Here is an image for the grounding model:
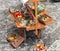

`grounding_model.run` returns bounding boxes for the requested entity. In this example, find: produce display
[7,0,55,48]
